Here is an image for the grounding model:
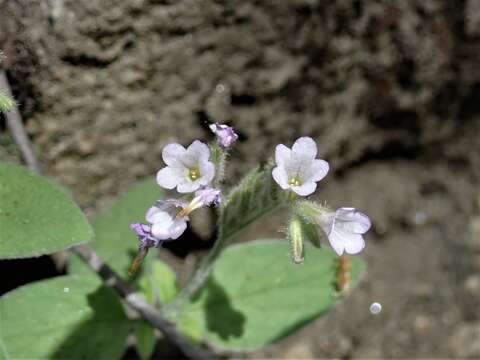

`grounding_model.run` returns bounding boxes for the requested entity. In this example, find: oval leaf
[0,276,129,359]
[0,163,93,259]
[184,240,365,350]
